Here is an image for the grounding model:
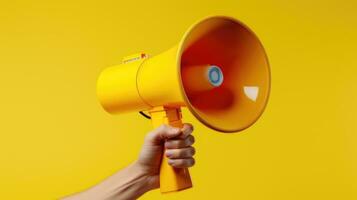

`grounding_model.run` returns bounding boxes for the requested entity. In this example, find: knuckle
[185,123,193,130]
[169,141,177,148]
[181,124,192,135]
[190,147,196,156]
[145,132,154,141]
[184,149,191,157]
[189,125,194,133]
[180,159,187,166]
[173,158,195,168]
[190,158,195,166]
[164,141,171,148]
[183,149,191,157]
[175,141,182,148]
[188,135,194,145]
[175,147,195,158]
[179,140,187,147]
[167,139,189,149]
[186,123,194,132]
[178,149,186,157]
[182,148,192,157]
[158,124,169,132]
[184,158,194,166]
[185,137,192,146]
[172,140,180,148]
